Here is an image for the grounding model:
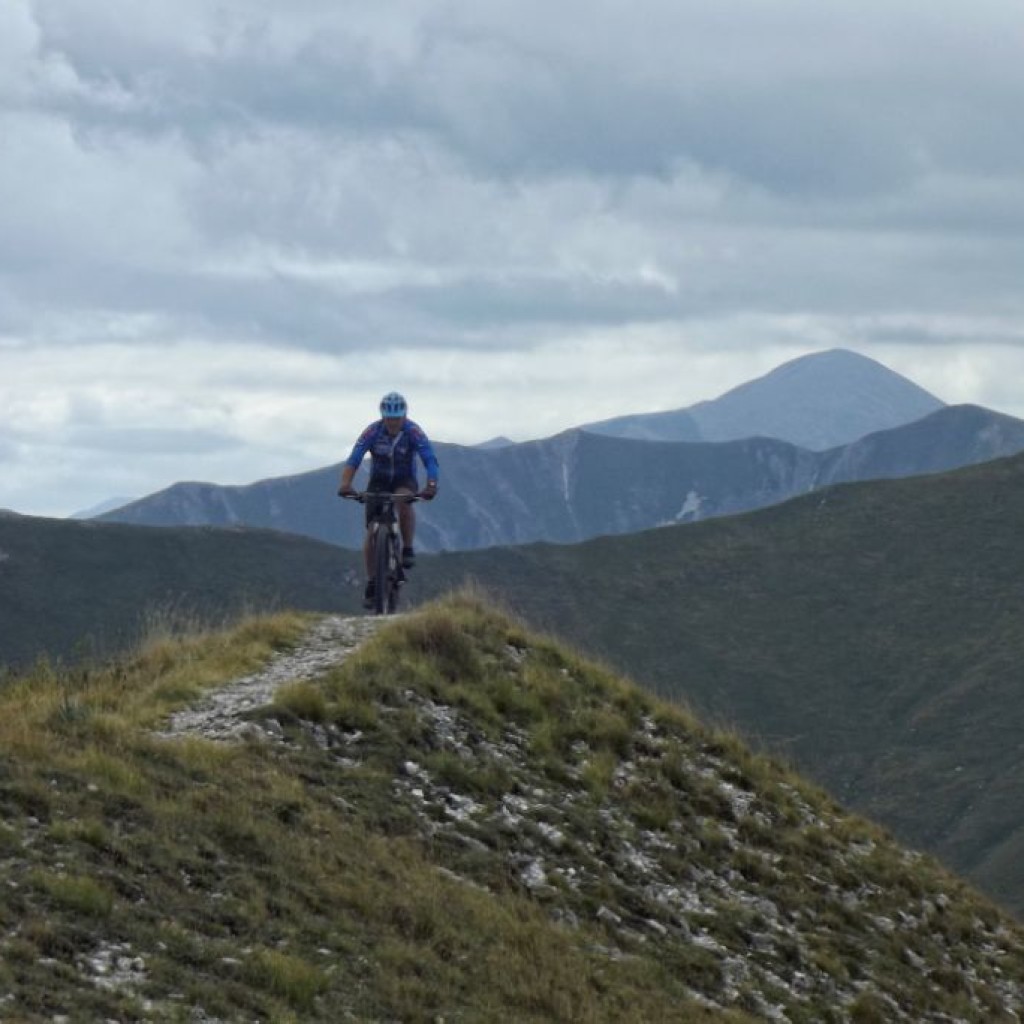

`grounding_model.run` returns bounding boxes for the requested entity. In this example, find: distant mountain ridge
[69,496,137,519]
[584,348,944,449]
[98,404,1024,552]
